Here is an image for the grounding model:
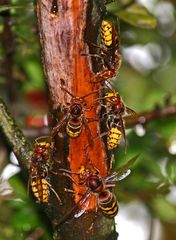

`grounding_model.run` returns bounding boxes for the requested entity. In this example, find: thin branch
[126,104,176,126]
[21,103,176,138]
[0,98,32,168]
